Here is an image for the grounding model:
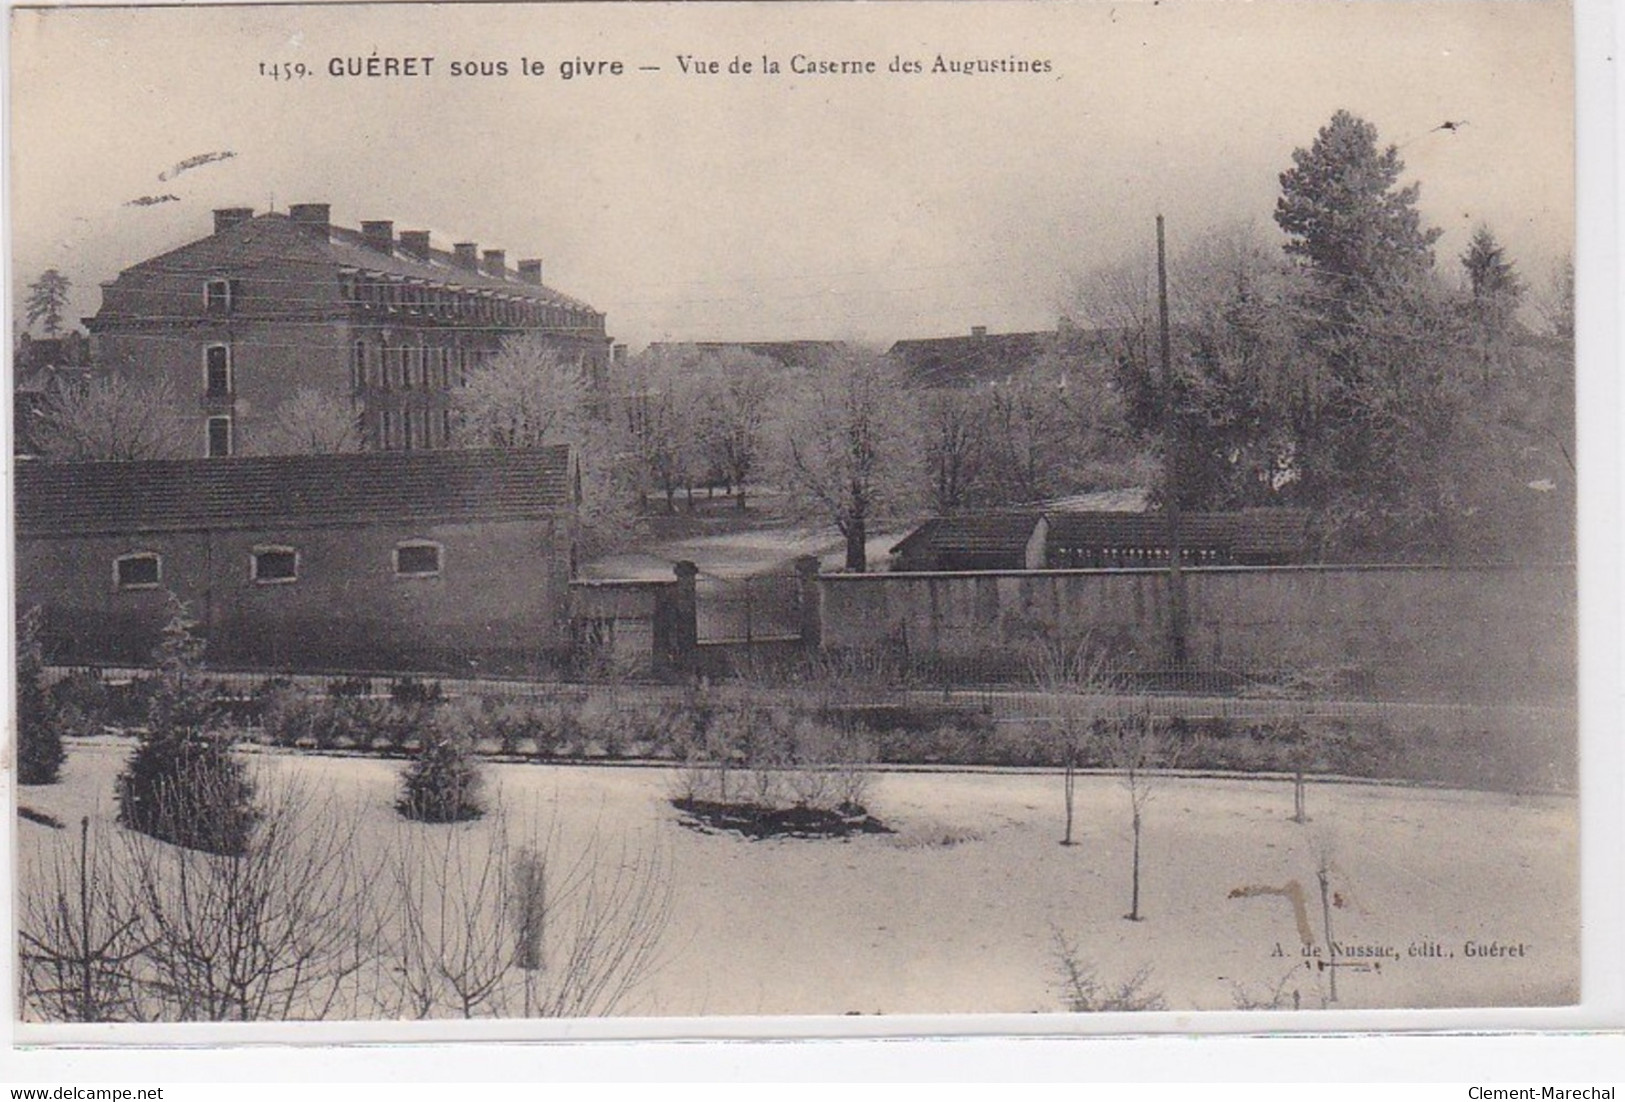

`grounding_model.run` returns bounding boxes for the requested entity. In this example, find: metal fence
[694,570,804,643]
